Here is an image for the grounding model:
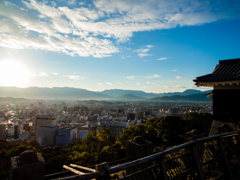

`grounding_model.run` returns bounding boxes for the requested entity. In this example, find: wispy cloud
[106,82,113,85]
[64,75,84,80]
[134,45,154,58]
[176,76,184,79]
[38,72,48,77]
[146,74,160,78]
[143,60,151,62]
[126,76,134,79]
[157,57,168,60]
[0,0,238,58]
[98,83,103,85]
[173,69,178,71]
[136,82,141,85]
[175,85,185,88]
[52,73,58,75]
[147,82,159,85]
[68,0,76,5]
